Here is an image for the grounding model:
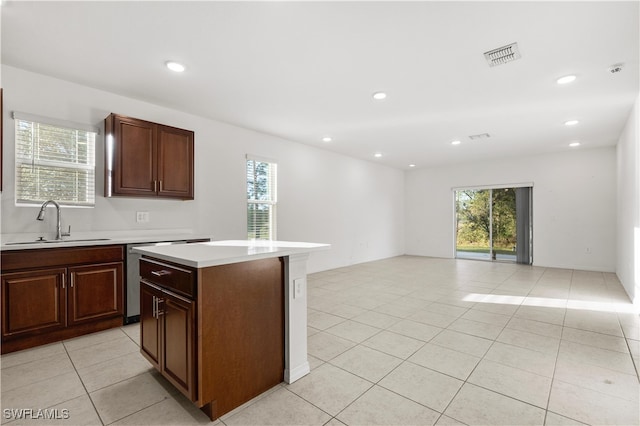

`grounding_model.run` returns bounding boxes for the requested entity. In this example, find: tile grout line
[281,376,376,424]
[61,340,106,426]
[306,278,458,425]
[436,266,560,424]
[546,267,638,424]
[434,279,521,425]
[1,346,103,425]
[313,265,568,424]
[541,271,570,426]
[620,318,640,382]
[359,269,519,424]
[64,327,165,426]
[287,316,381,424]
